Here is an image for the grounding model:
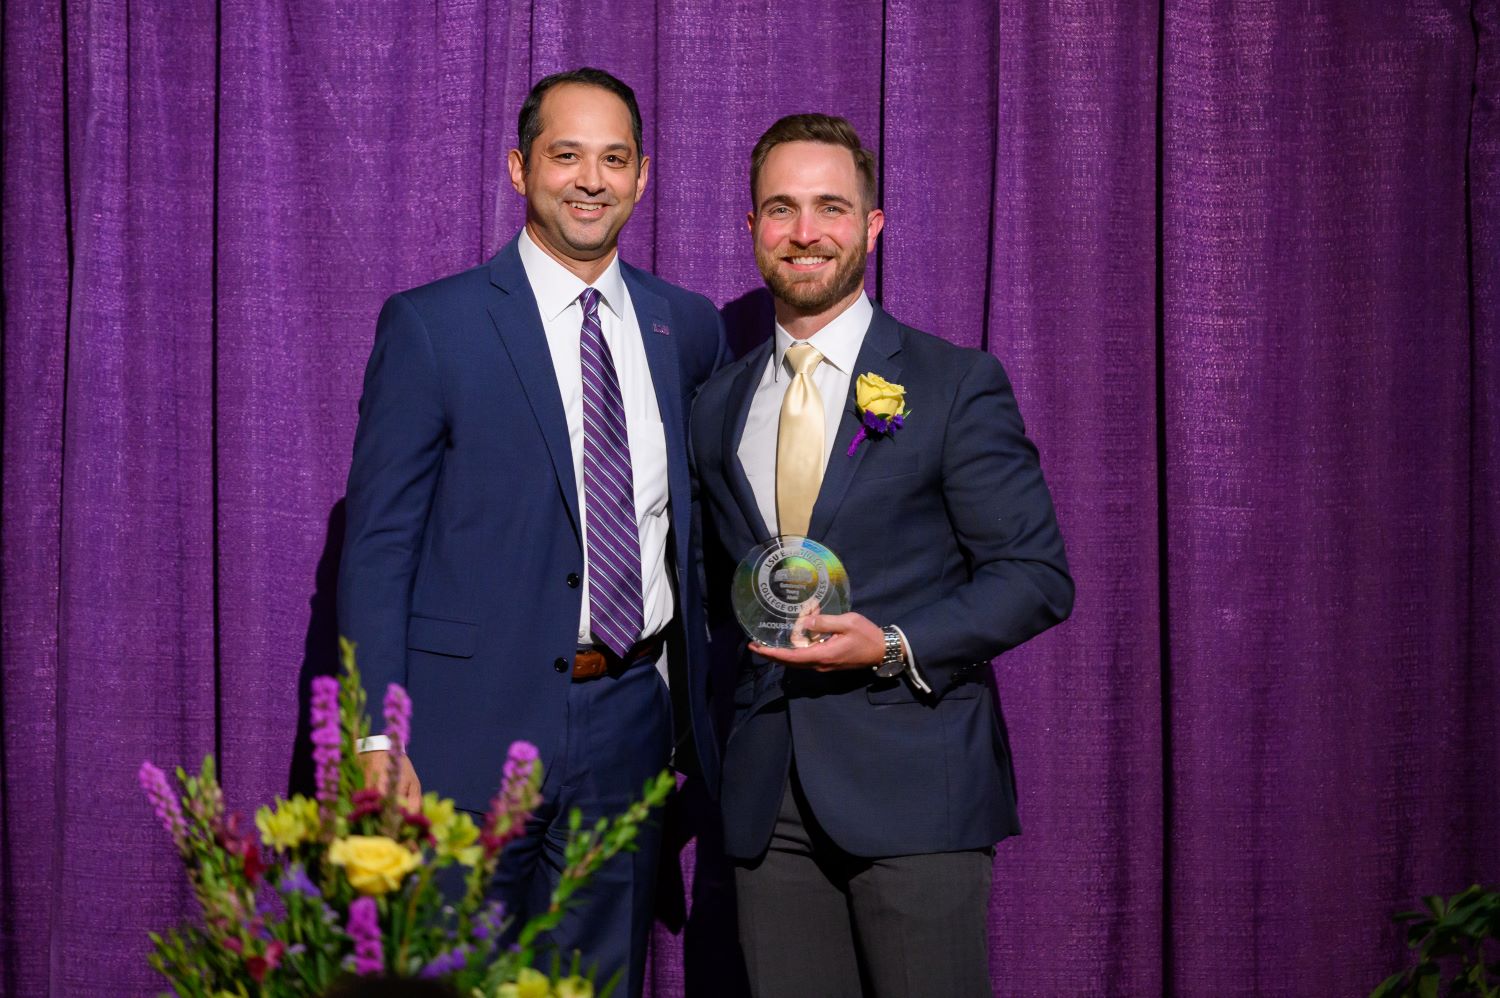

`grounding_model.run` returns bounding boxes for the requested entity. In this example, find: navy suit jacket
[338,236,728,812]
[691,305,1073,859]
